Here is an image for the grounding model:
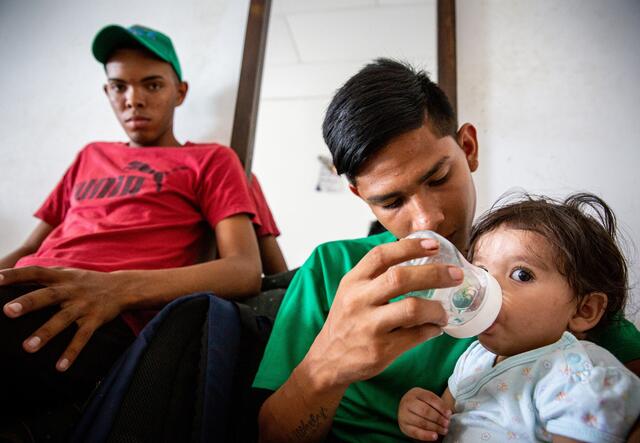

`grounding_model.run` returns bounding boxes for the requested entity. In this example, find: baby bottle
[399,230,502,338]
